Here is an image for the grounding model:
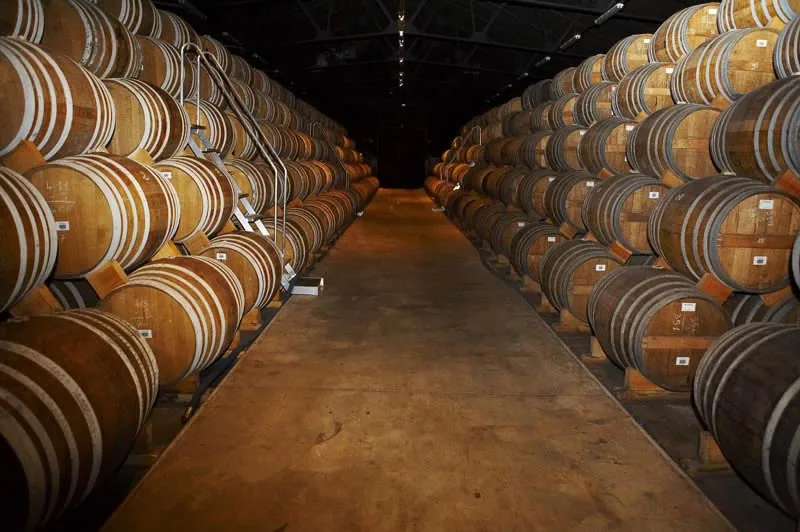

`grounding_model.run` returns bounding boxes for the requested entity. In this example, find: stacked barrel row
[0,2,380,530]
[429,0,800,520]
